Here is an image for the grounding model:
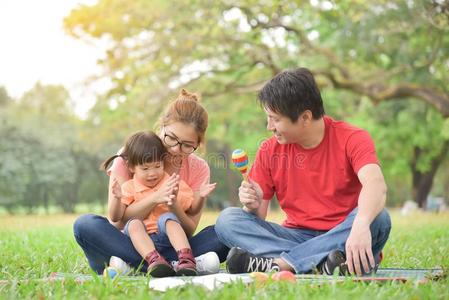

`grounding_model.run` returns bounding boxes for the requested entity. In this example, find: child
[102,131,215,277]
